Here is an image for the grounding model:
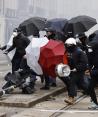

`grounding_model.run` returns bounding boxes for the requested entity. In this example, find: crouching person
[1,71,36,95]
[1,58,36,96]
